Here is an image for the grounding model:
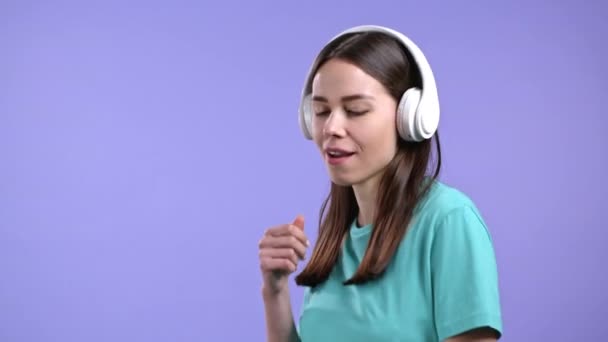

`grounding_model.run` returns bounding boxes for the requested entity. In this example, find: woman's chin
[328,174,356,187]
